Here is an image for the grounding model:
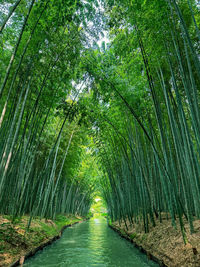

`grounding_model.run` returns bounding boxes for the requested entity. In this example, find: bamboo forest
[0,0,200,266]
